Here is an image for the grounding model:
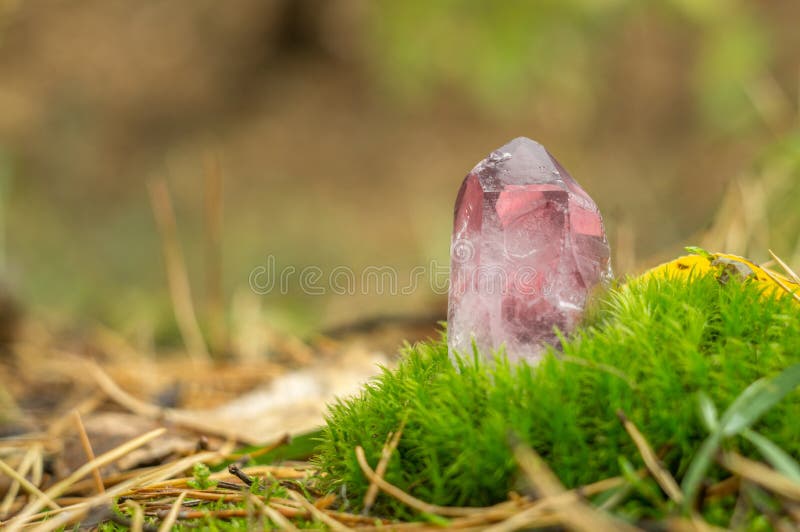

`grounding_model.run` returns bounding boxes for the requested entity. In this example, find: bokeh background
[0,0,799,351]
